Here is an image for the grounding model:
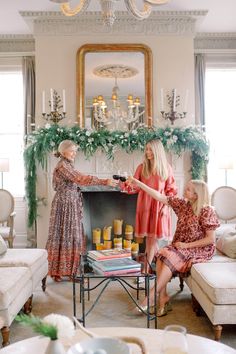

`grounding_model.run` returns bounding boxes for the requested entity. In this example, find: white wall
[34,32,195,248]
